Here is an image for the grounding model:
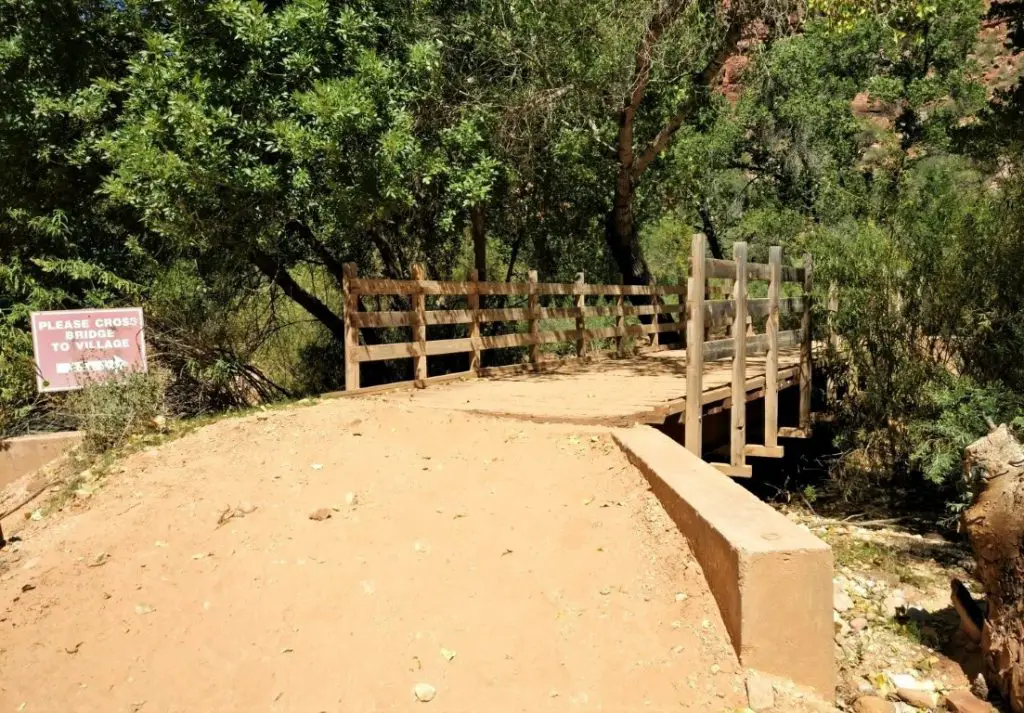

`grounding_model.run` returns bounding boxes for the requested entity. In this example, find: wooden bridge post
[469,268,481,373]
[342,263,360,391]
[827,281,838,403]
[575,271,586,358]
[650,277,660,348]
[799,253,814,430]
[615,278,625,357]
[730,242,749,472]
[528,270,539,365]
[764,246,782,452]
[411,264,427,384]
[685,233,706,456]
